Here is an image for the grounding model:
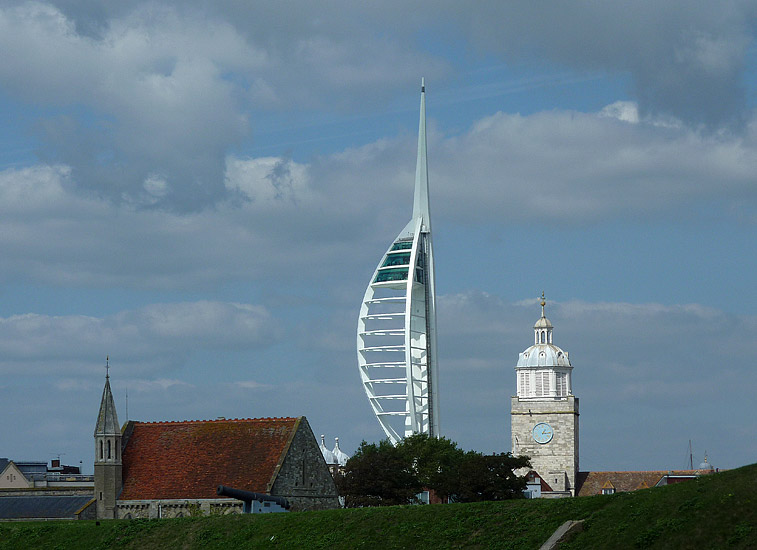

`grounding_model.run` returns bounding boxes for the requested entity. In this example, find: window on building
[519,371,530,396]
[99,440,103,460]
[534,371,550,396]
[107,440,111,460]
[556,373,567,396]
[602,487,616,495]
